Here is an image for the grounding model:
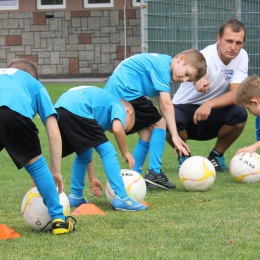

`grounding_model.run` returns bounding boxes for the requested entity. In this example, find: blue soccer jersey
[104,53,172,101]
[0,68,57,124]
[55,86,126,131]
